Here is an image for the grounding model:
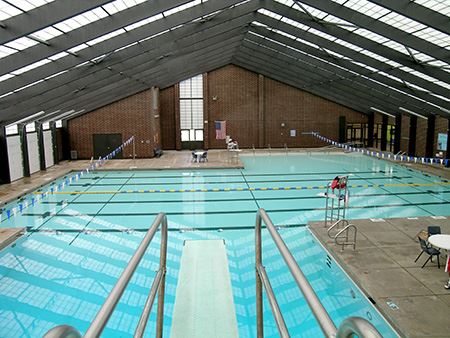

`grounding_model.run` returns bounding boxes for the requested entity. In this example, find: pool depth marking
[40,181,450,195]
